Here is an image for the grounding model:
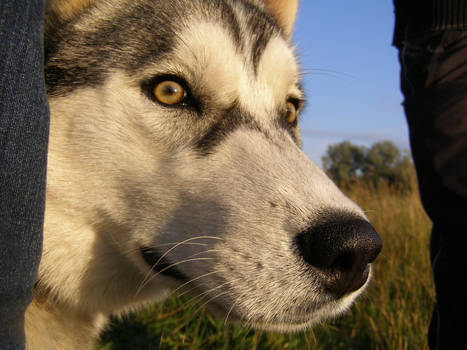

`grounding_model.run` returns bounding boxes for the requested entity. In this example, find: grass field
[96,177,434,350]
